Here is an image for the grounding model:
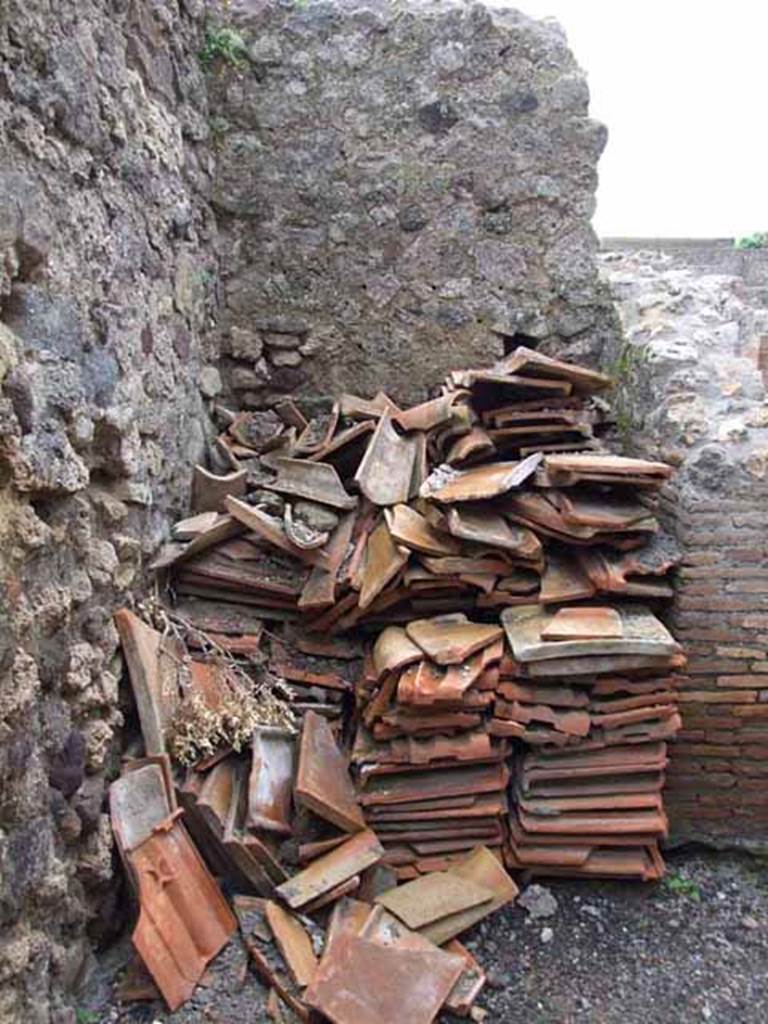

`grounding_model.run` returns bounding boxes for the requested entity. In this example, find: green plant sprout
[663,871,702,902]
[199,24,249,71]
[734,232,768,250]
